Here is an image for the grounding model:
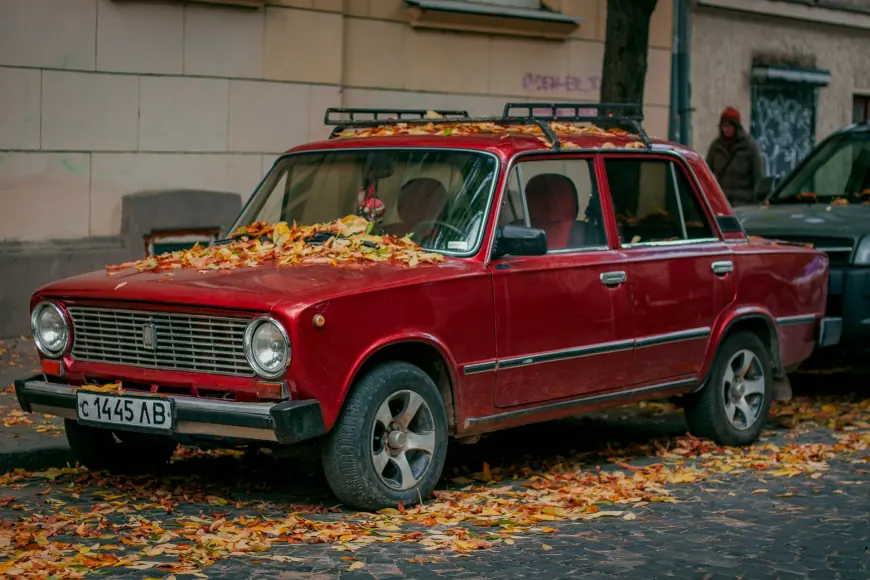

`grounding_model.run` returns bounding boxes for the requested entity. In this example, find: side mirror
[492,225,548,258]
[755,176,775,198]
